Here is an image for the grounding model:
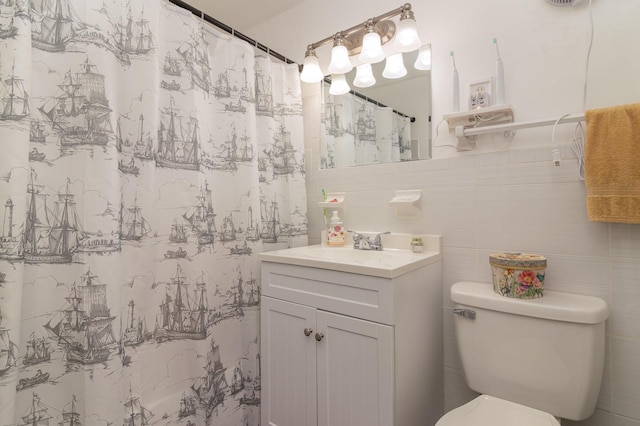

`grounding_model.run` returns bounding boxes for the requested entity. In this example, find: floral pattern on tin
[492,265,545,299]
